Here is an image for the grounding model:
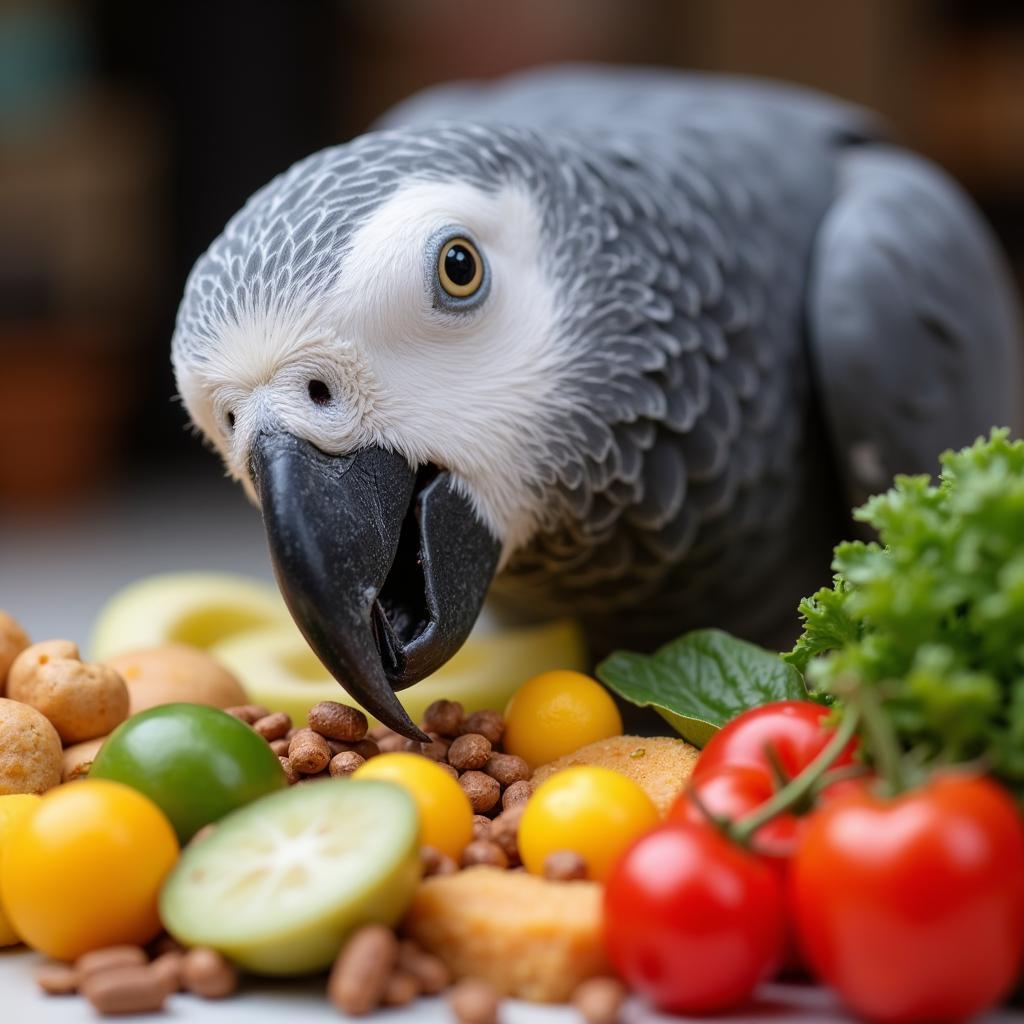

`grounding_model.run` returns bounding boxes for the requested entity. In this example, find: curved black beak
[250,433,501,739]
